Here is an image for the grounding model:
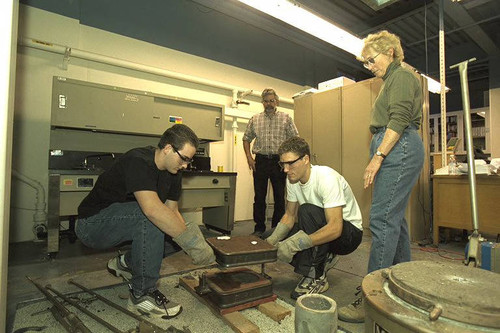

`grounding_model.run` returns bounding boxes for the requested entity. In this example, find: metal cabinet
[51,76,224,141]
[294,80,380,229]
